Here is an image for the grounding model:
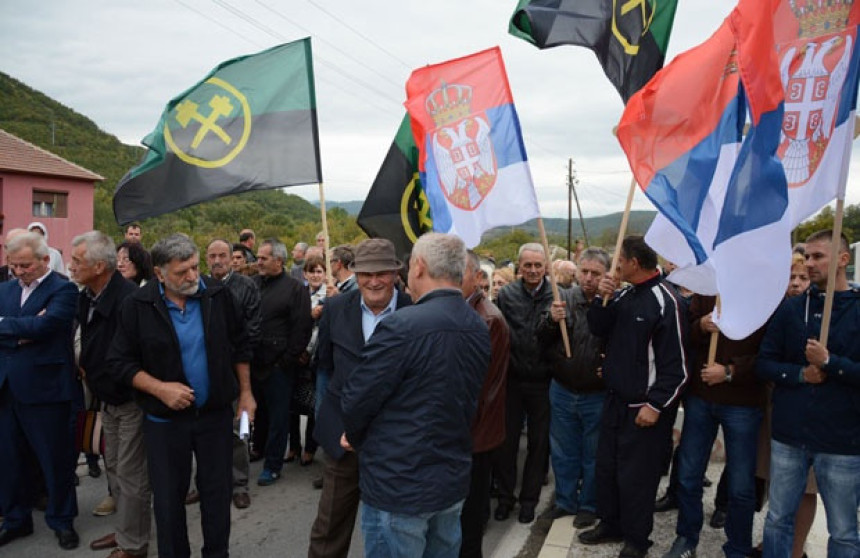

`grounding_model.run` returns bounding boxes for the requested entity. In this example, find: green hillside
[0,71,363,250]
